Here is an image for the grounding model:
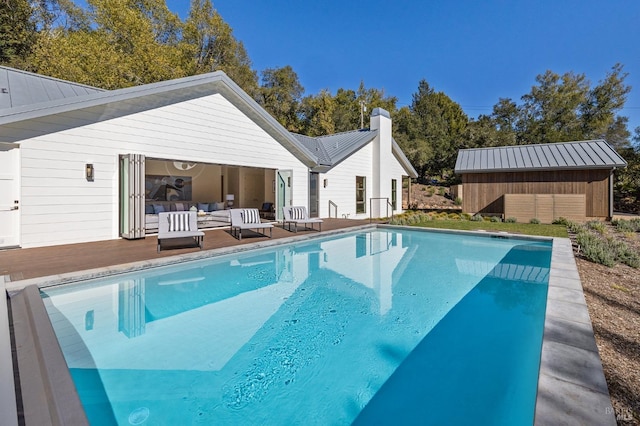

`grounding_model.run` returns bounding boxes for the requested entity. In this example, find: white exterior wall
[319,144,373,220]
[318,131,409,219]
[370,110,399,218]
[10,93,308,248]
